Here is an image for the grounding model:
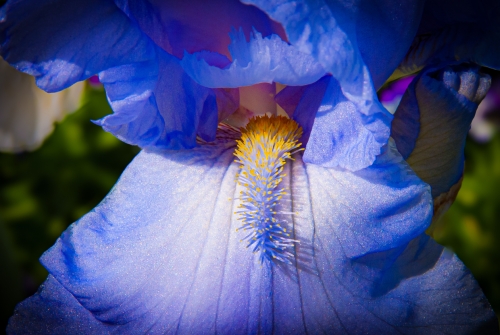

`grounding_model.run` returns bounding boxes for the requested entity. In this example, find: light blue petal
[392,65,491,197]
[275,75,392,171]
[94,47,219,149]
[304,140,432,257]
[294,154,496,332]
[0,0,155,92]
[394,0,500,78]
[10,139,496,333]
[242,0,424,88]
[292,76,391,171]
[243,0,424,170]
[7,275,114,335]
[44,142,258,332]
[15,136,497,333]
[181,29,327,87]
